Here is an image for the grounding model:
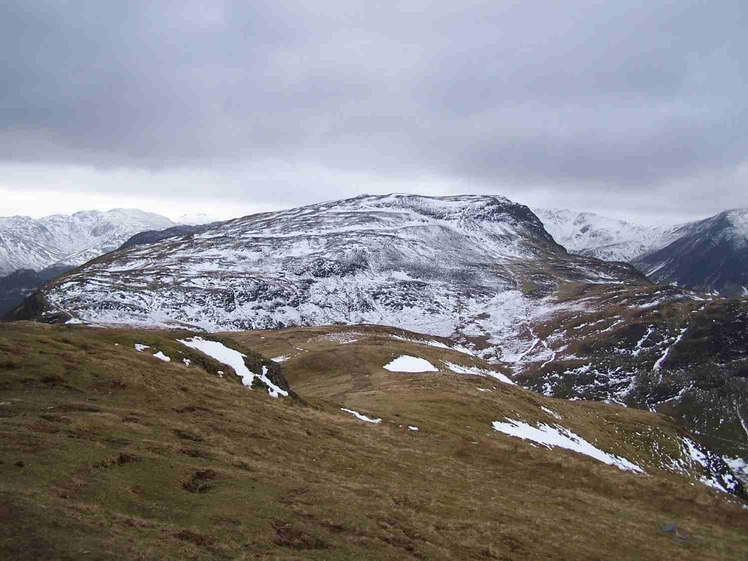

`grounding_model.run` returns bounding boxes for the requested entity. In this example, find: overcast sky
[1,1,746,224]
